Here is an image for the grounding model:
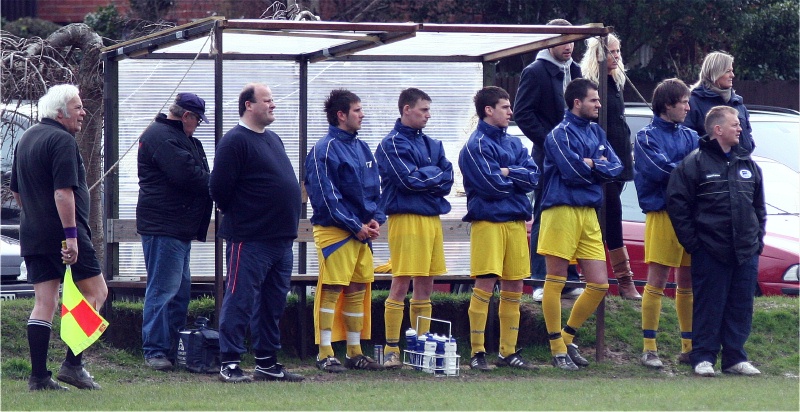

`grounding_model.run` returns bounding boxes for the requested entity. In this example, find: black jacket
[513,55,582,167]
[136,114,213,241]
[604,76,633,182]
[666,136,766,265]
